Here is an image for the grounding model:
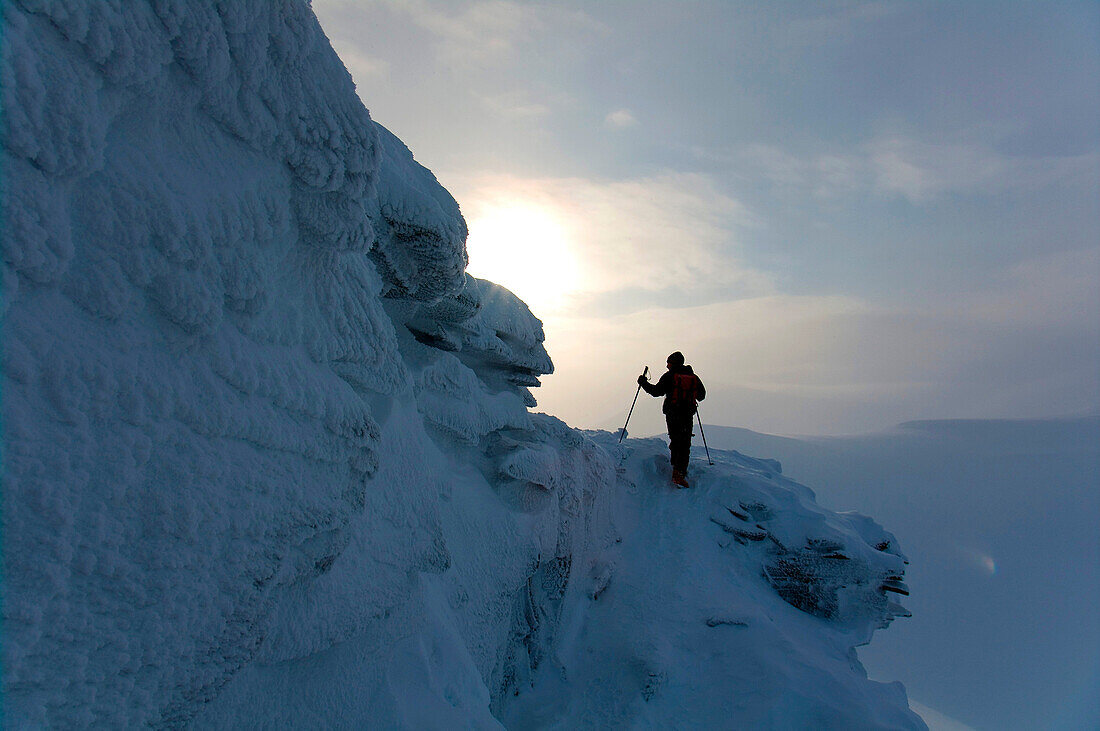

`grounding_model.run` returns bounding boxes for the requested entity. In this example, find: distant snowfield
[3,1,925,727]
[699,417,1100,730]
